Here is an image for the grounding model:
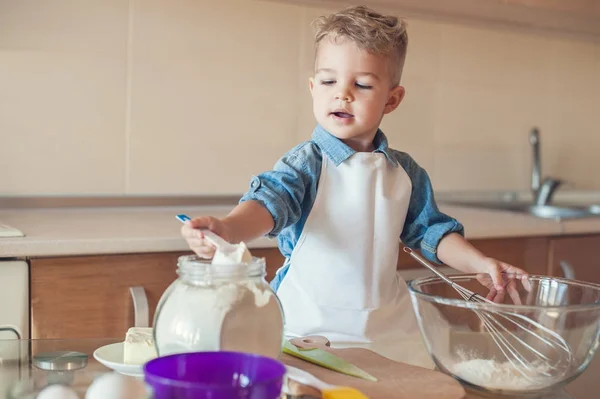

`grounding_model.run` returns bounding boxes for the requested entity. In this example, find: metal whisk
[404,247,573,385]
